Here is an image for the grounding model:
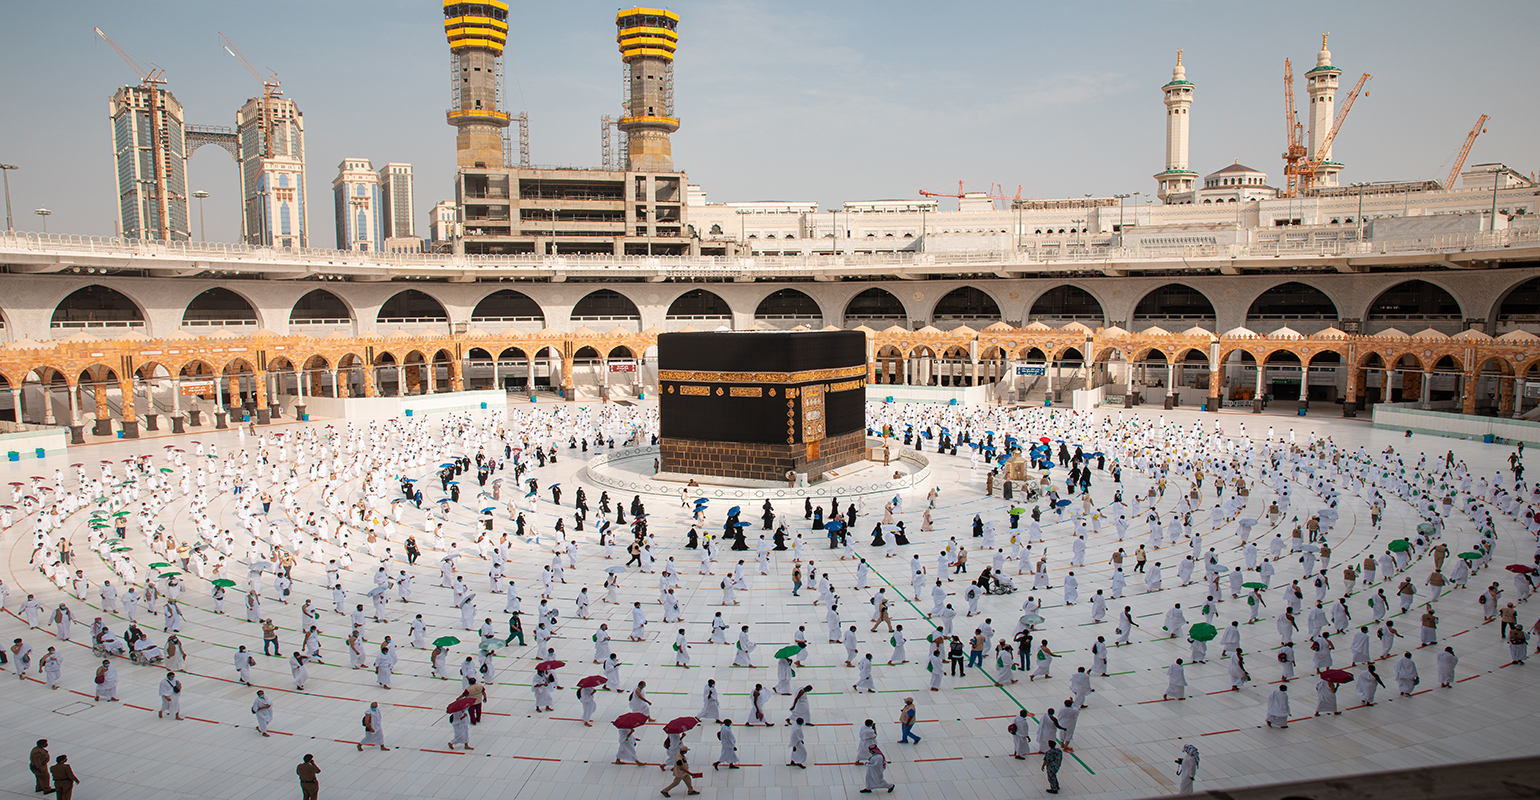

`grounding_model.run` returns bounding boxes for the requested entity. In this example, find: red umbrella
[537,660,565,671]
[1039,437,1050,444]
[1507,564,1536,574]
[446,695,477,714]
[663,716,698,734]
[613,712,648,729]
[1320,669,1353,684]
[70,463,83,467]
[577,675,607,689]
